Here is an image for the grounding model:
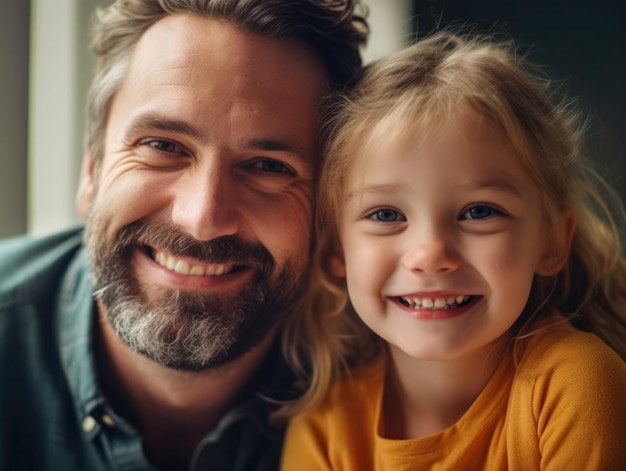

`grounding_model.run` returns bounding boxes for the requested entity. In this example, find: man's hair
[86,0,368,162]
